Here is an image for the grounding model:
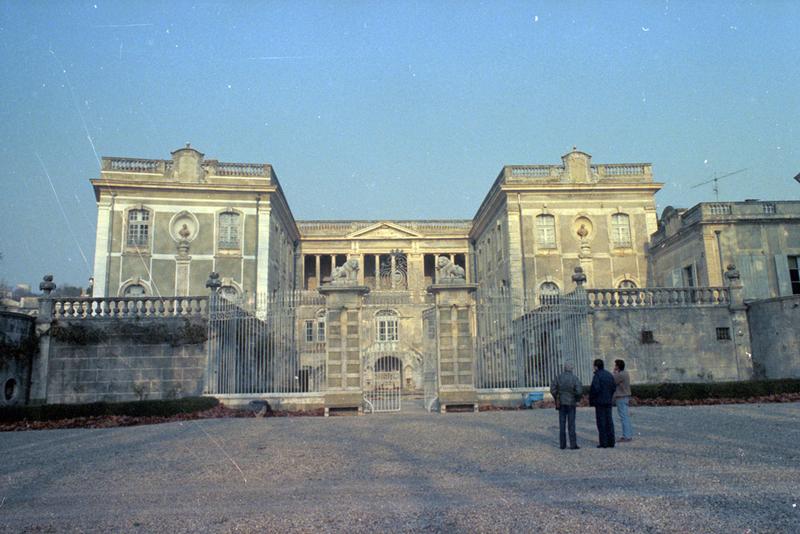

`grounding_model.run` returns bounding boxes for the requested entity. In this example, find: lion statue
[330,258,359,285]
[436,256,465,282]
